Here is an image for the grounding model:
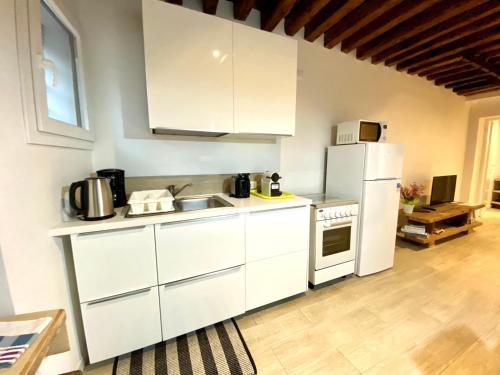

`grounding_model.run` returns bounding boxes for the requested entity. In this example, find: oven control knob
[335,210,342,218]
[324,210,331,219]
[345,208,351,216]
